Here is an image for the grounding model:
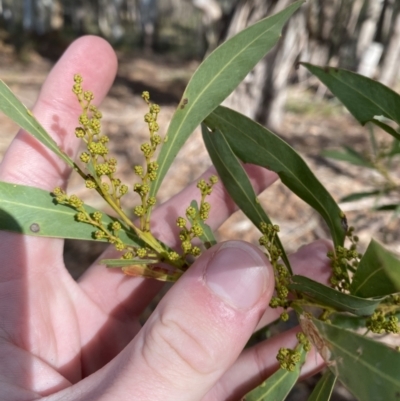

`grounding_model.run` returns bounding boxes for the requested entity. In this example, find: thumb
[85,240,275,401]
